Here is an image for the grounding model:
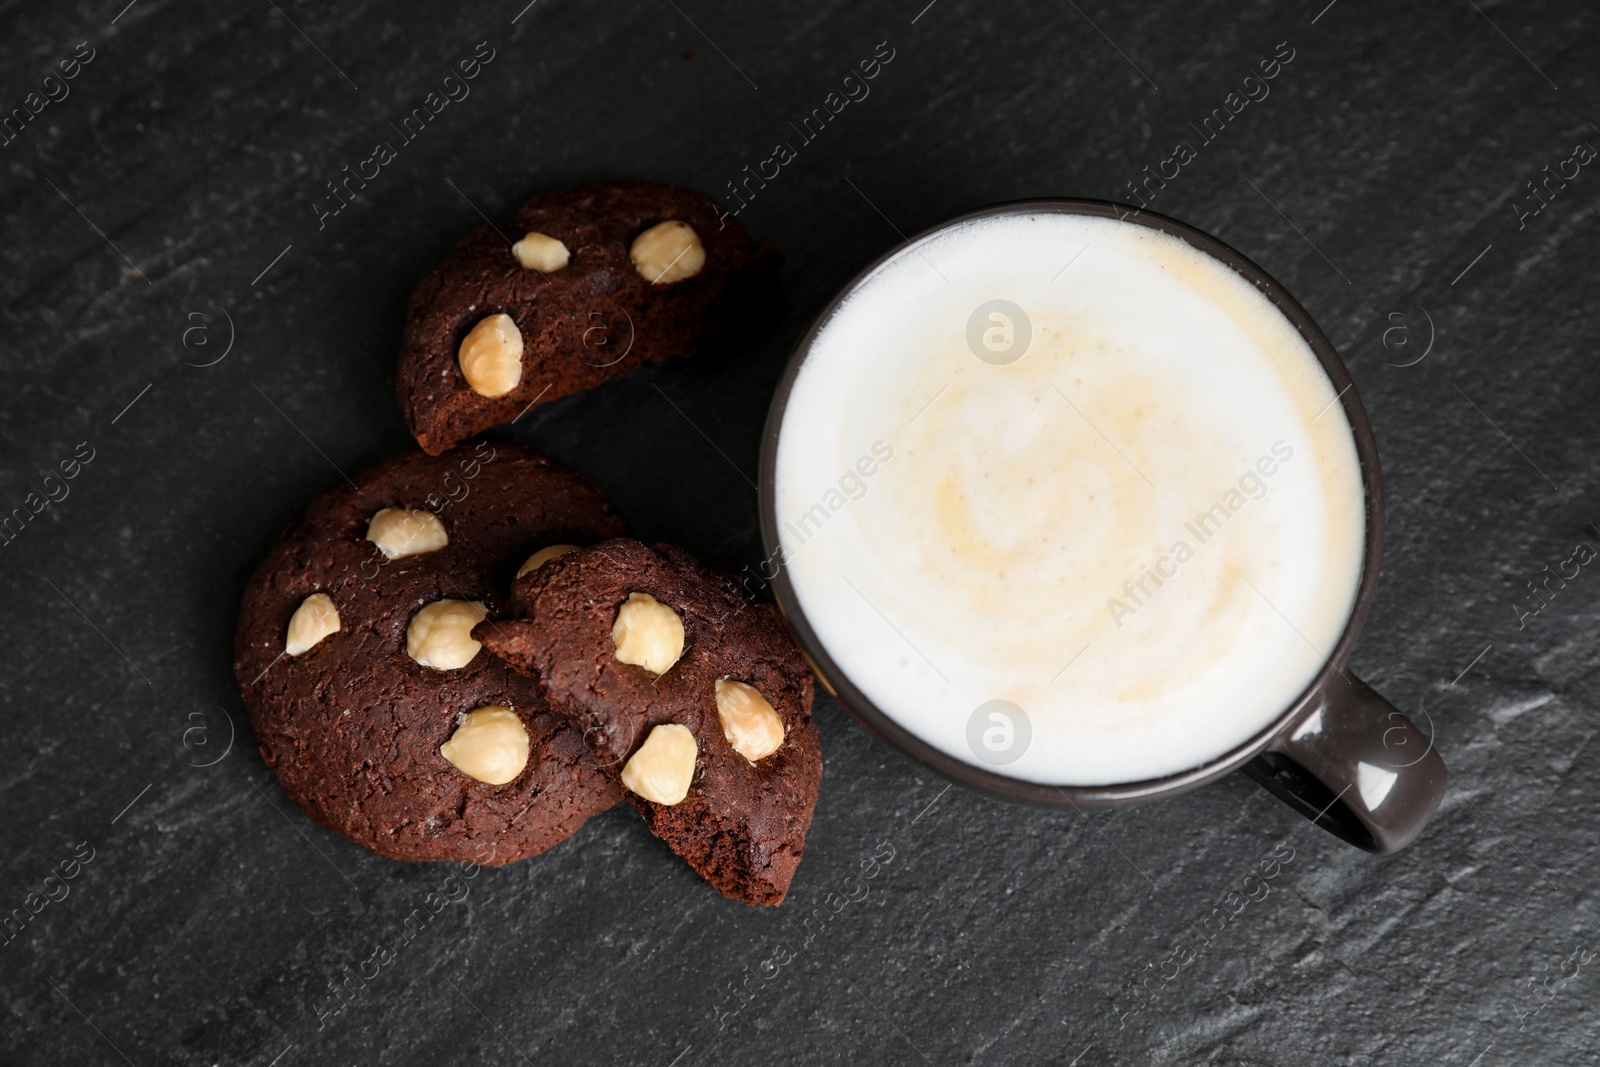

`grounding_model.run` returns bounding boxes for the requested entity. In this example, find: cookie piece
[475,539,821,905]
[234,443,628,865]
[399,181,782,455]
